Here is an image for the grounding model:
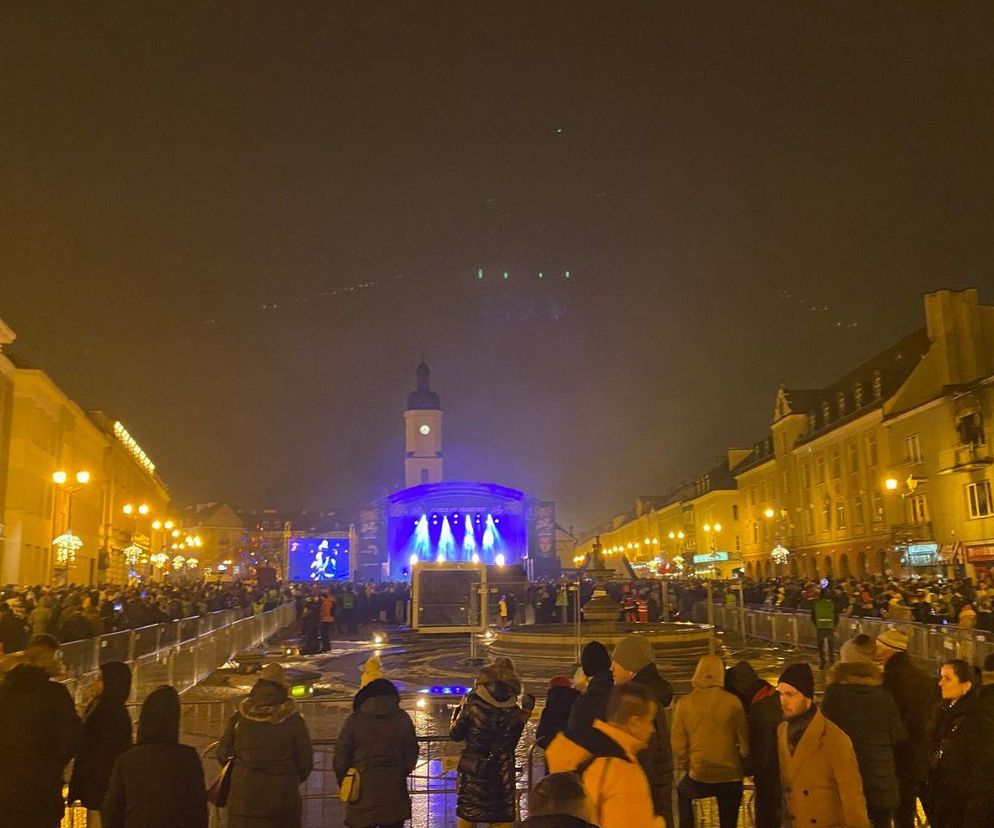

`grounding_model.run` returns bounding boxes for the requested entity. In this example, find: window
[854,383,864,408]
[816,456,826,483]
[735,535,741,551]
[749,485,757,506]
[873,371,883,399]
[956,412,986,446]
[854,492,866,525]
[760,480,767,503]
[831,448,842,479]
[752,521,759,543]
[847,441,859,473]
[967,480,993,518]
[904,434,924,464]
[871,488,884,522]
[802,463,811,490]
[783,470,791,495]
[836,501,847,530]
[420,468,430,484]
[805,504,815,536]
[908,495,929,525]
[837,392,847,417]
[732,504,739,521]
[866,432,879,467]
[821,499,832,530]
[821,401,831,424]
